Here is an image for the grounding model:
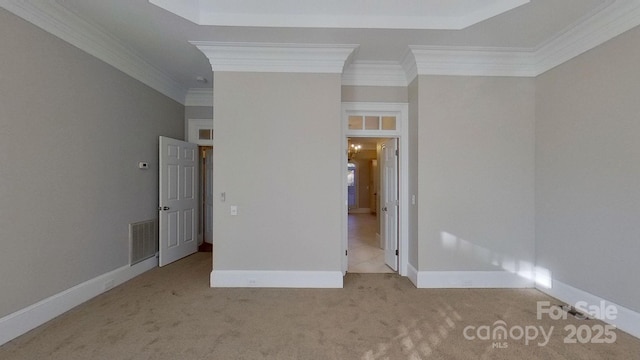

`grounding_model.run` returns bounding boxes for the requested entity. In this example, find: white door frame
[381,138,399,271]
[187,118,214,246]
[187,118,214,146]
[341,102,409,276]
